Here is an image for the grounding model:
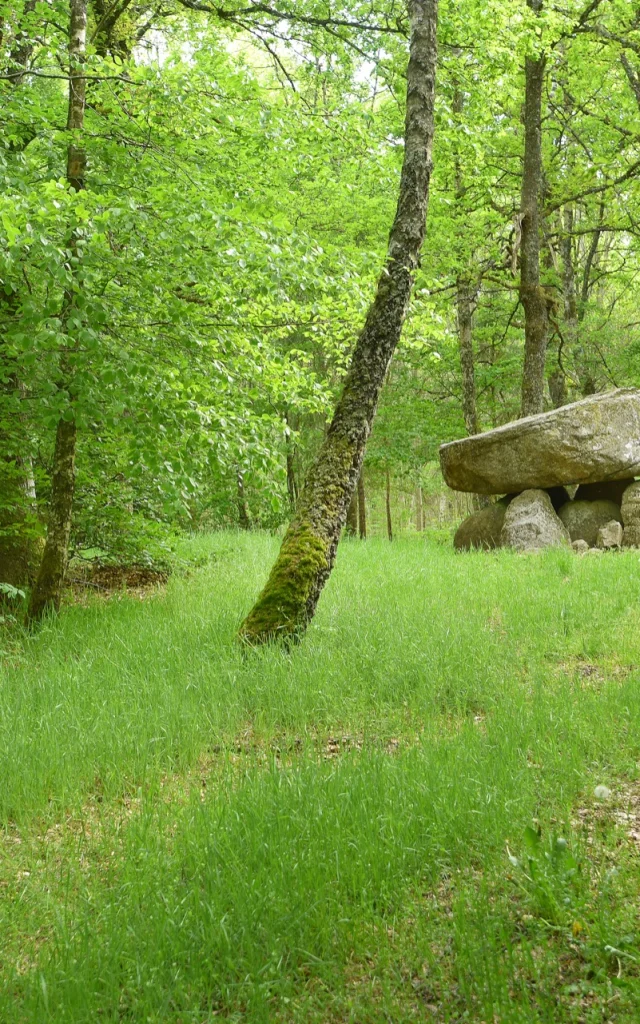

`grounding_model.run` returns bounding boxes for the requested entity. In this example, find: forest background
[3,0,640,603]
